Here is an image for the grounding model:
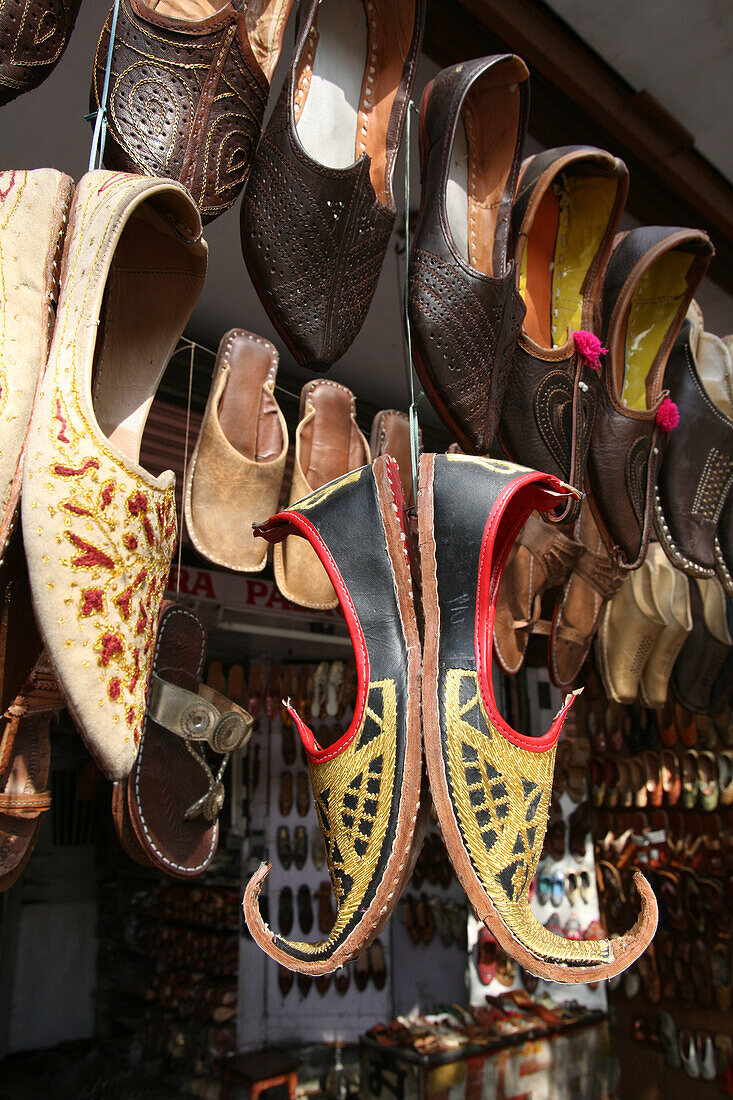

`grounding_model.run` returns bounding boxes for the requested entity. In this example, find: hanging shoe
[112,602,252,877]
[672,577,733,713]
[243,456,422,974]
[0,0,82,106]
[498,146,629,523]
[637,547,692,709]
[185,329,288,572]
[22,170,207,781]
[273,380,370,610]
[587,230,712,568]
[408,54,529,453]
[494,510,583,676]
[370,410,420,509]
[596,552,667,704]
[654,297,733,579]
[548,500,623,690]
[417,452,657,983]
[241,0,425,370]
[0,170,75,708]
[693,320,733,593]
[91,0,295,222]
